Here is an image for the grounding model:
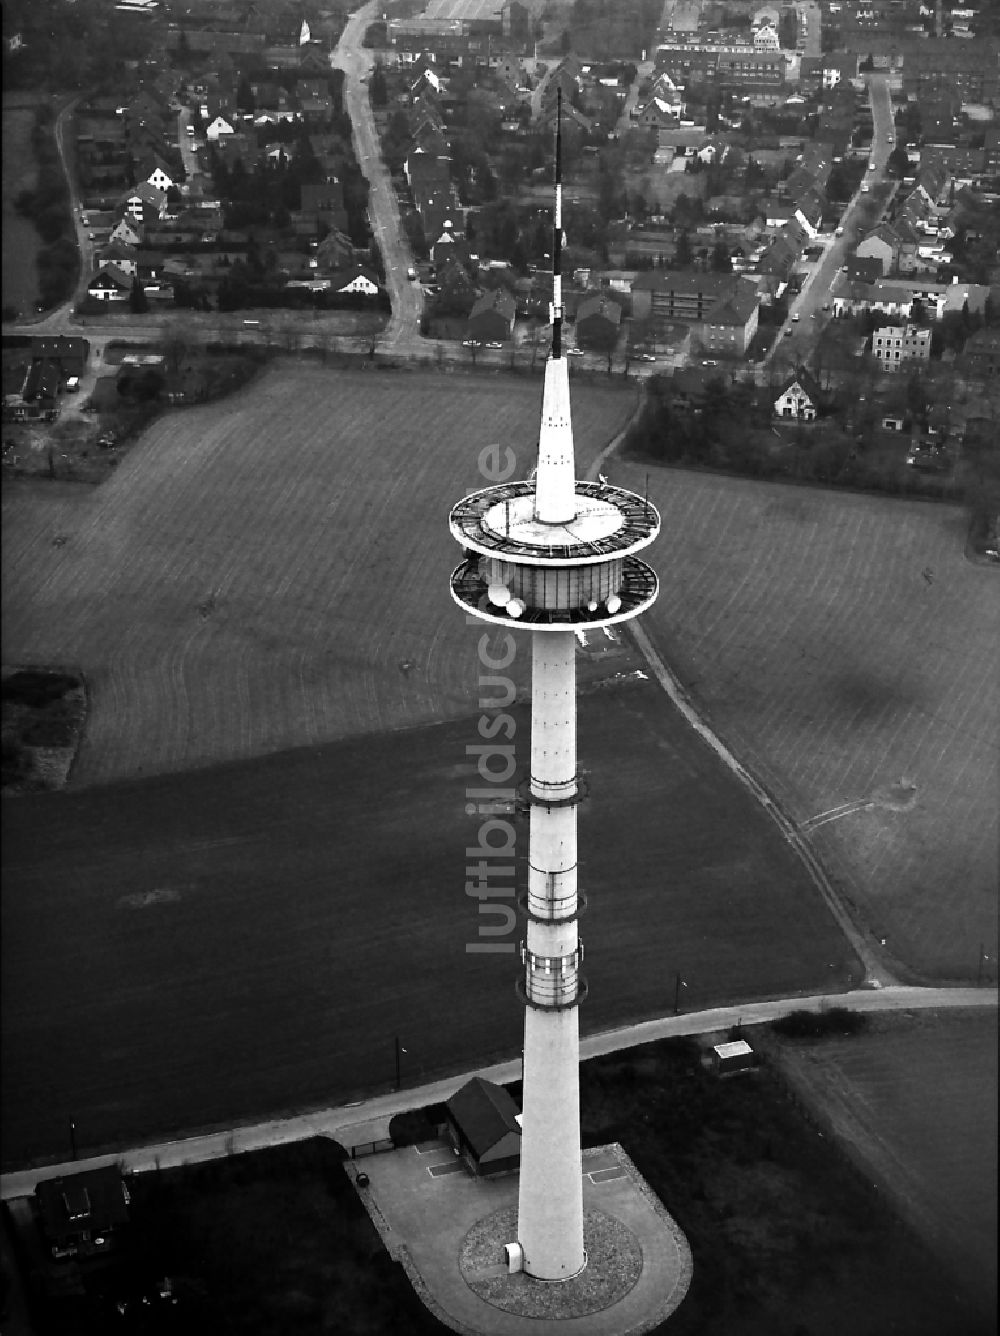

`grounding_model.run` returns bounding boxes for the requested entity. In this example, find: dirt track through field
[612,460,999,983]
